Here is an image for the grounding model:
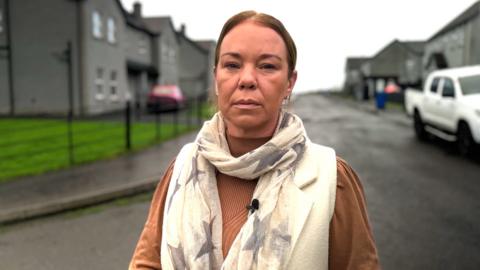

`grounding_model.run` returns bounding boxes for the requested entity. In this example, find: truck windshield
[458,75,480,95]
